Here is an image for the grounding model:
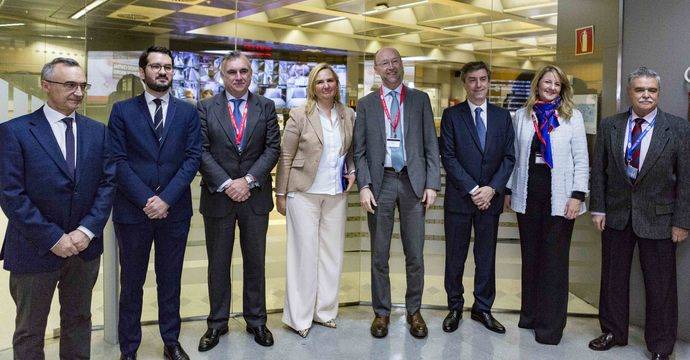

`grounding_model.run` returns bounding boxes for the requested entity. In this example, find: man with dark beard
[108,46,201,360]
